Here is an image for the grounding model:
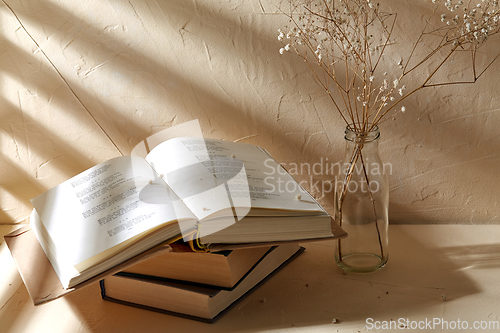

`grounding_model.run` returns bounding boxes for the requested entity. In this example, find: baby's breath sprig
[278,0,500,261]
[278,0,402,133]
[278,0,500,131]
